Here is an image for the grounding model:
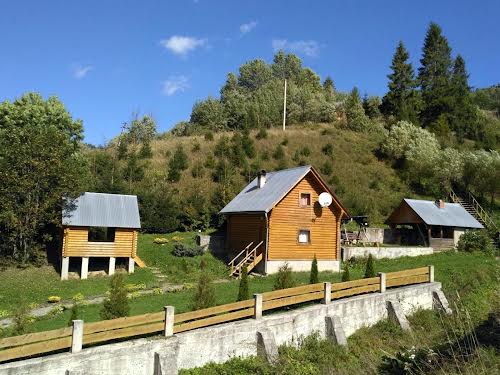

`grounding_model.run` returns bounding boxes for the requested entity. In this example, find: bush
[100,274,130,320]
[237,265,250,301]
[281,137,289,146]
[172,243,204,257]
[193,272,216,310]
[364,254,376,278]
[309,255,319,284]
[67,304,79,326]
[204,131,214,141]
[341,265,351,282]
[320,162,333,176]
[321,143,334,156]
[153,237,169,245]
[457,230,494,254]
[255,128,268,140]
[12,306,30,335]
[273,263,295,290]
